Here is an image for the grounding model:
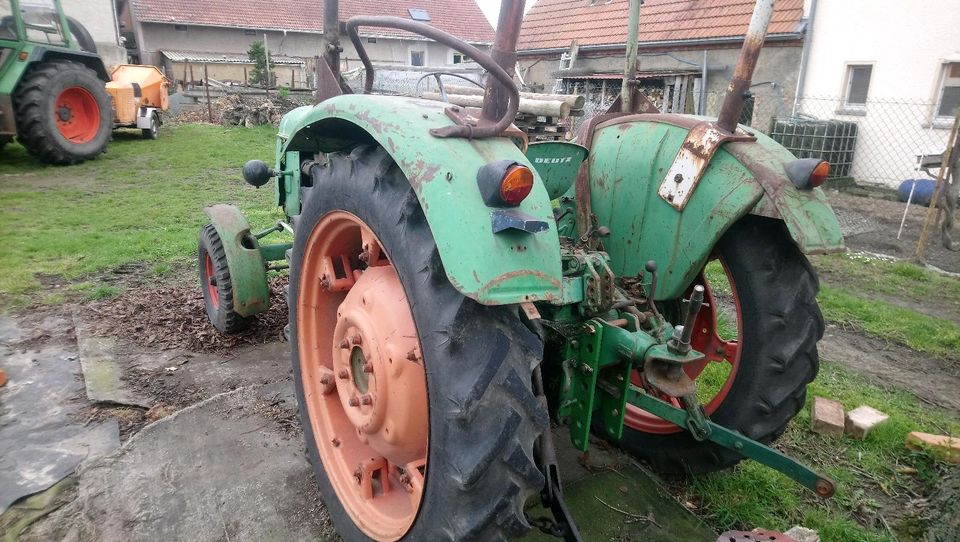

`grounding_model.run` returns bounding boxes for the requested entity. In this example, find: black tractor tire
[617,215,823,474]
[290,145,549,541]
[198,224,252,334]
[13,60,112,165]
[142,113,159,139]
